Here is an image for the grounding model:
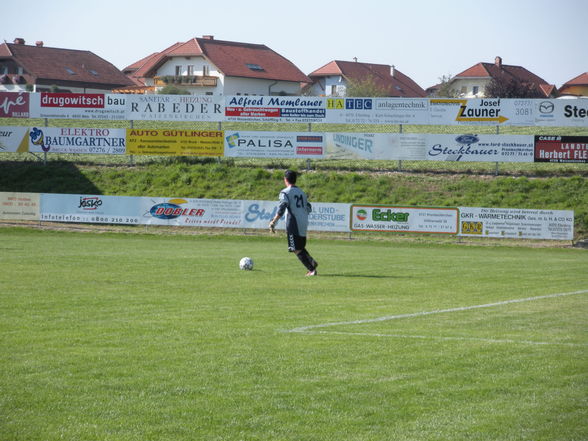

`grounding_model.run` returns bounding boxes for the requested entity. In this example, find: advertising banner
[324,97,430,125]
[326,132,427,160]
[534,135,588,163]
[28,127,126,154]
[534,99,588,127]
[426,134,534,162]
[126,129,223,156]
[0,126,29,152]
[126,94,223,122]
[351,205,459,234]
[225,96,325,123]
[458,207,574,240]
[140,197,242,227]
[29,93,127,120]
[429,98,535,126]
[224,131,324,158]
[0,192,40,220]
[0,92,30,118]
[40,193,142,224]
